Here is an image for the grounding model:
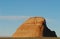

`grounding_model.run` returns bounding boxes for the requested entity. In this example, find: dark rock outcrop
[43,20,57,37]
